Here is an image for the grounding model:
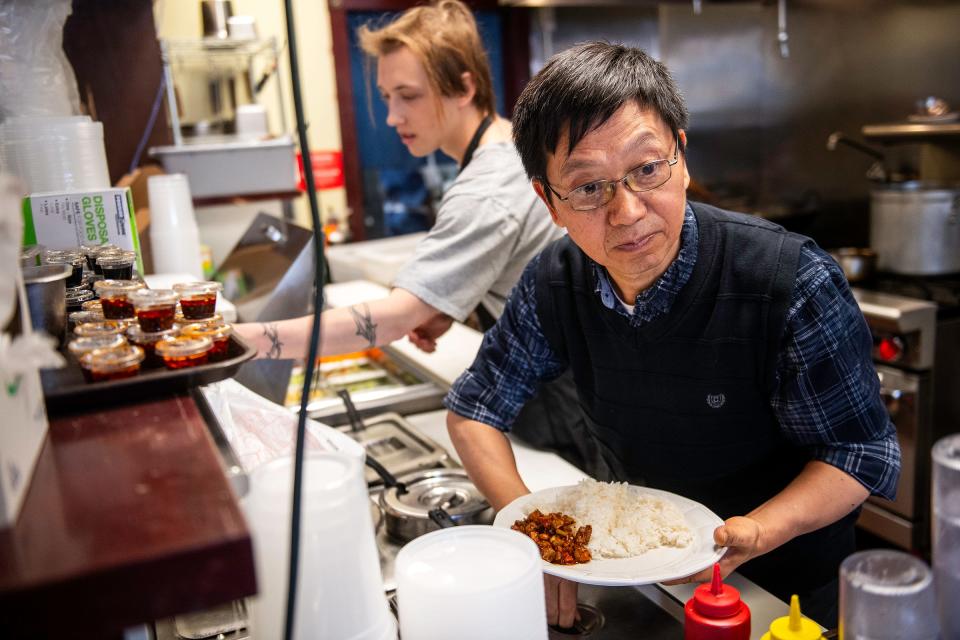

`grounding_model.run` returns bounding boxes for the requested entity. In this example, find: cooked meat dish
[511,509,592,565]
